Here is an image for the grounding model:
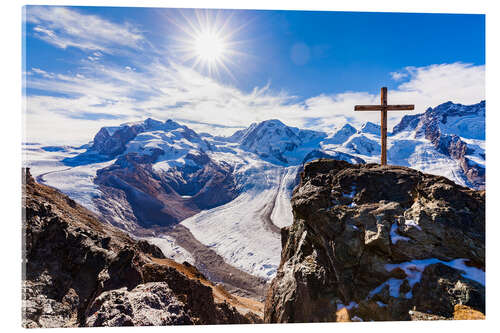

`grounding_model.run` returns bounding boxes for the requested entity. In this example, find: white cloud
[390,71,407,81]
[26,6,144,53]
[395,63,485,104]
[24,61,485,145]
[384,62,485,124]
